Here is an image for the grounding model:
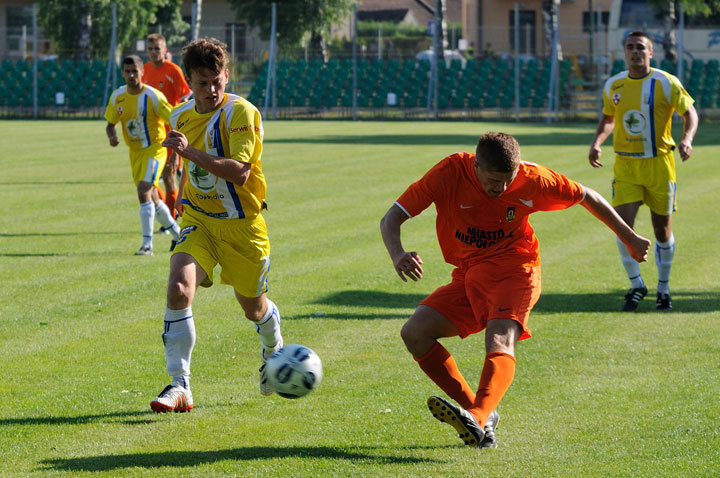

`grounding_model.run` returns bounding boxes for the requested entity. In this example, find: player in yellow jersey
[588,31,698,312]
[105,55,181,255]
[149,38,284,413]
